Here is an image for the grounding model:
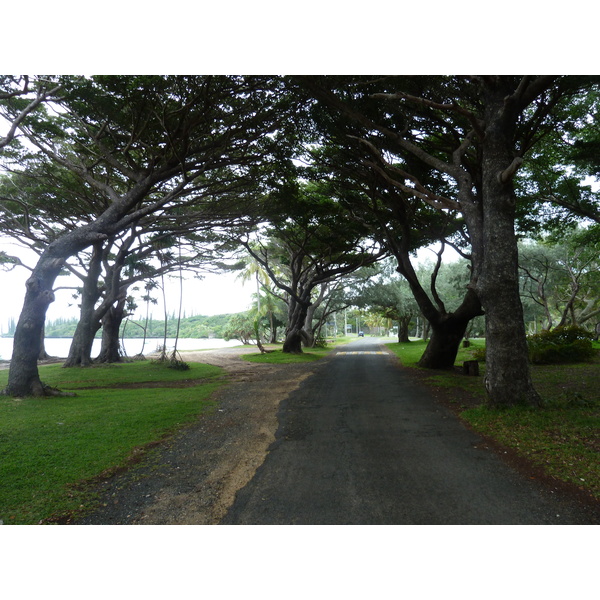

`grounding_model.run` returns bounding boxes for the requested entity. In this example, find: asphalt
[221,338,599,525]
